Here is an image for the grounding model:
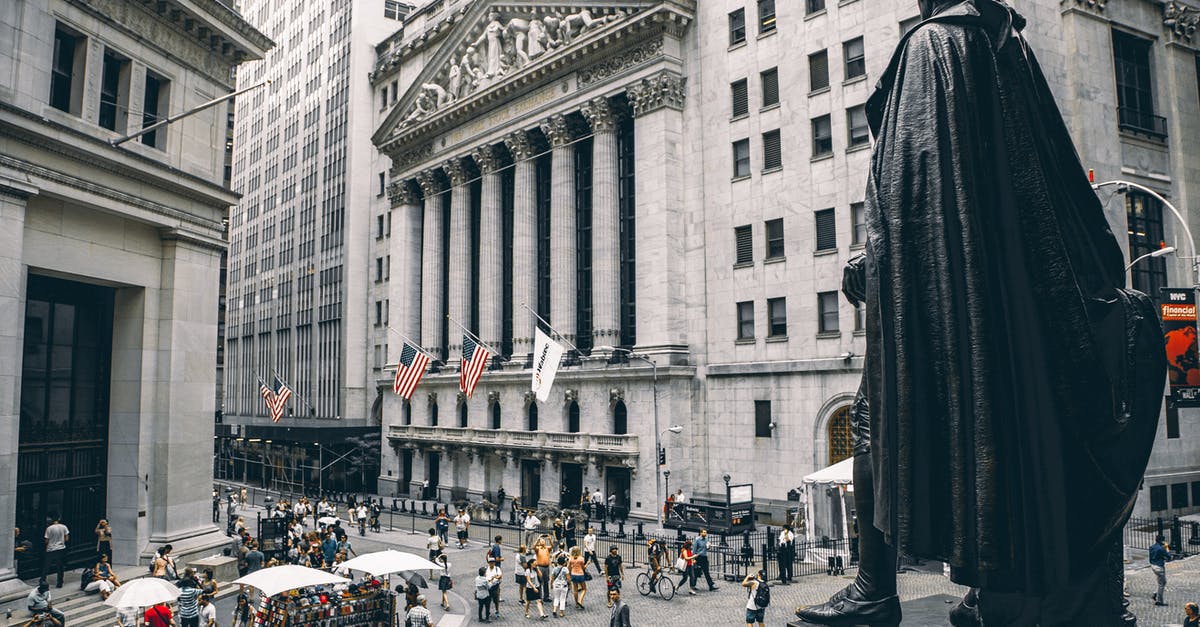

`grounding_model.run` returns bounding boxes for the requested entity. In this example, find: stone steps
[2,576,239,627]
